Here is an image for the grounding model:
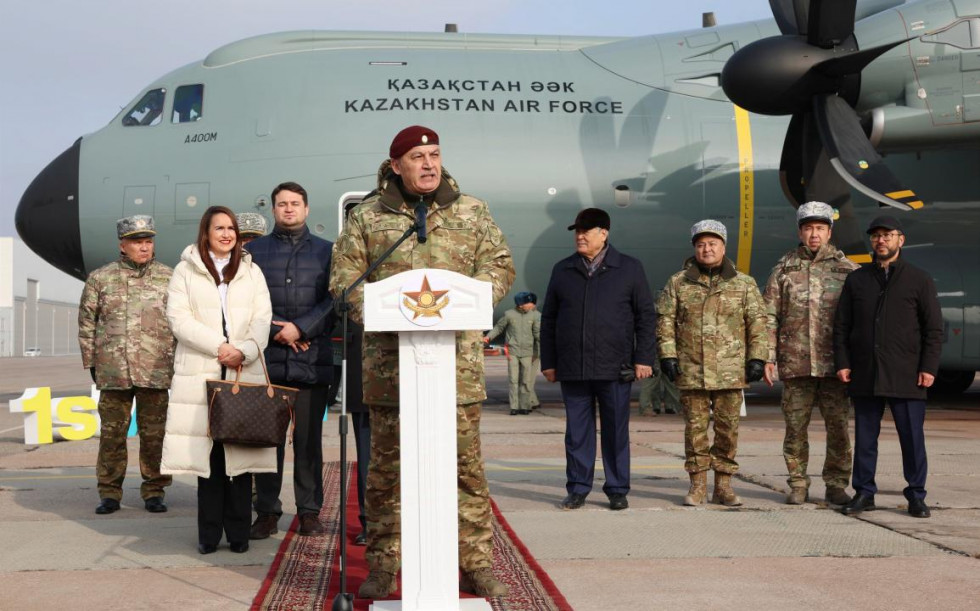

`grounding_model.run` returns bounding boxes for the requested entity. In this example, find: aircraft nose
[15,138,85,280]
